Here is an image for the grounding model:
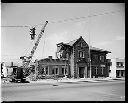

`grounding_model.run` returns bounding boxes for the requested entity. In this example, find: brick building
[38,36,111,78]
[38,56,69,78]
